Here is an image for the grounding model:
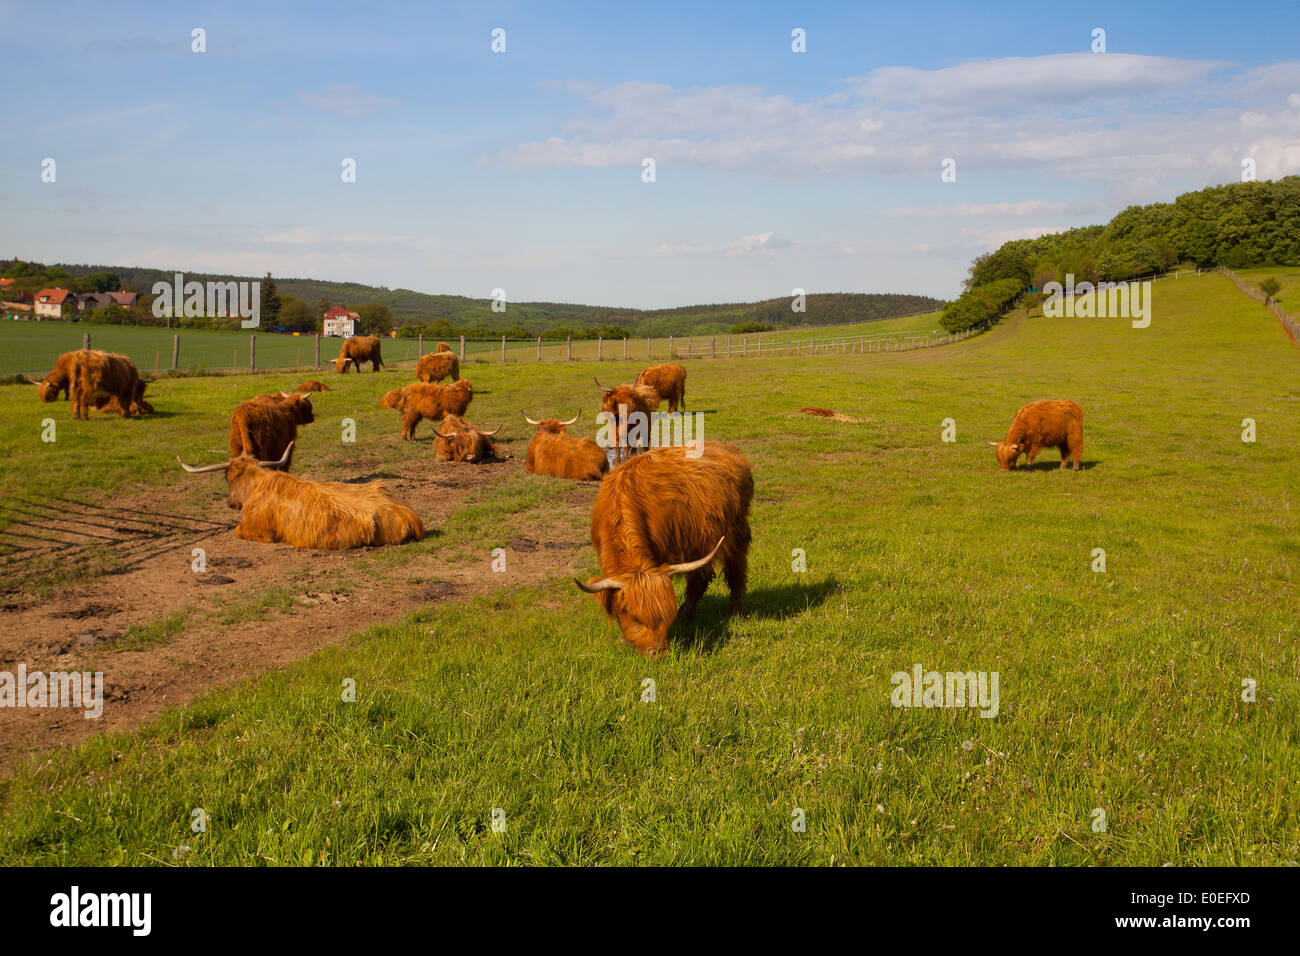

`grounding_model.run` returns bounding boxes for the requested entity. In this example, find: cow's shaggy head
[521,409,580,434]
[36,378,61,402]
[331,356,351,373]
[274,392,314,426]
[987,440,1022,470]
[575,537,724,656]
[177,443,293,510]
[379,388,406,410]
[434,416,503,463]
